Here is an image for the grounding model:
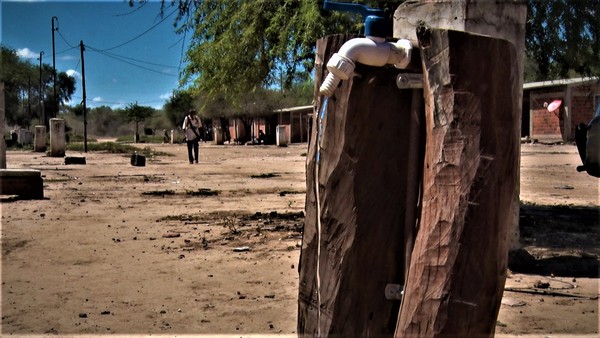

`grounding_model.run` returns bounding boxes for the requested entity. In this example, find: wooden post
[298,34,424,336]
[393,0,527,252]
[395,28,521,337]
[0,82,6,169]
